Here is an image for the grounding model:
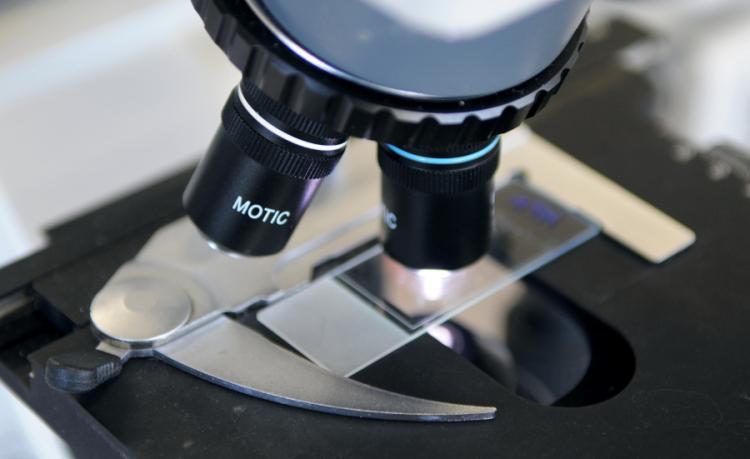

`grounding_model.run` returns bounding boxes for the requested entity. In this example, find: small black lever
[45,350,122,393]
